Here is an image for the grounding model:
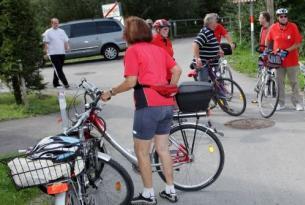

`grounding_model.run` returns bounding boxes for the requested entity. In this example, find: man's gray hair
[204,13,217,26]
